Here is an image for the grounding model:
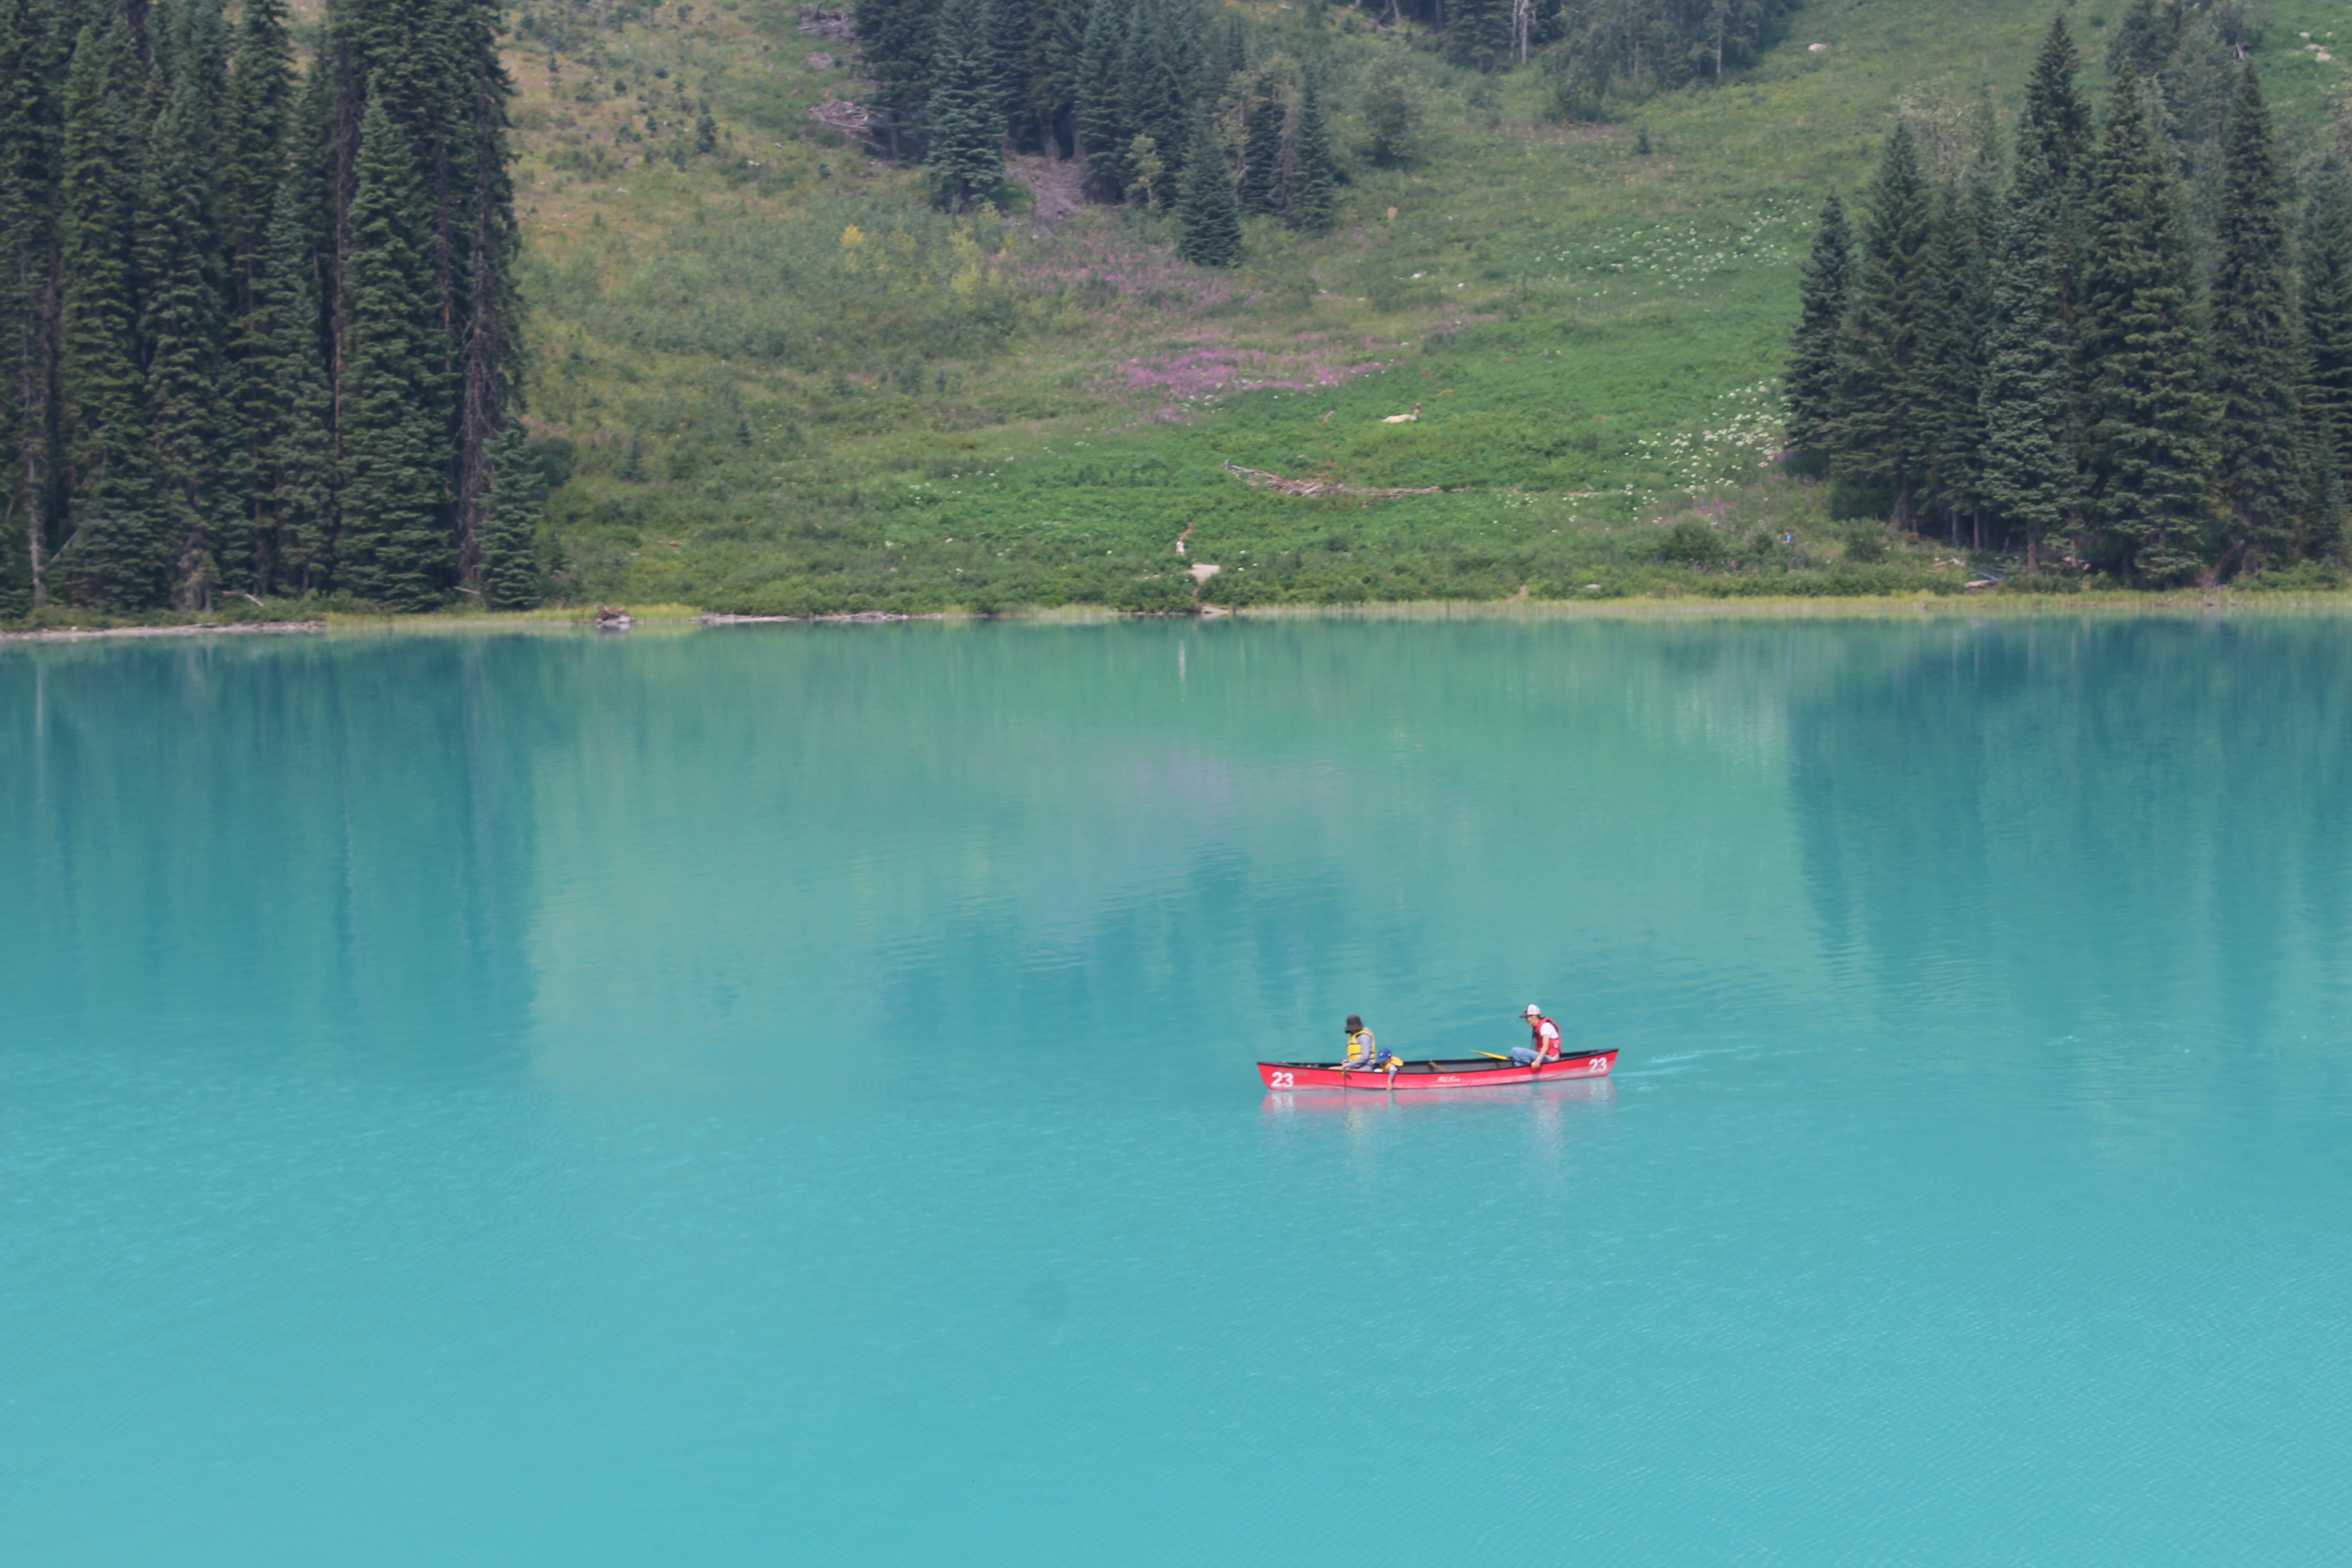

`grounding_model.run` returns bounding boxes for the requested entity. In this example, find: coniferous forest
[854,0,1791,238]
[1789,7,2352,585]
[0,0,531,616]
[6,0,2348,621]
